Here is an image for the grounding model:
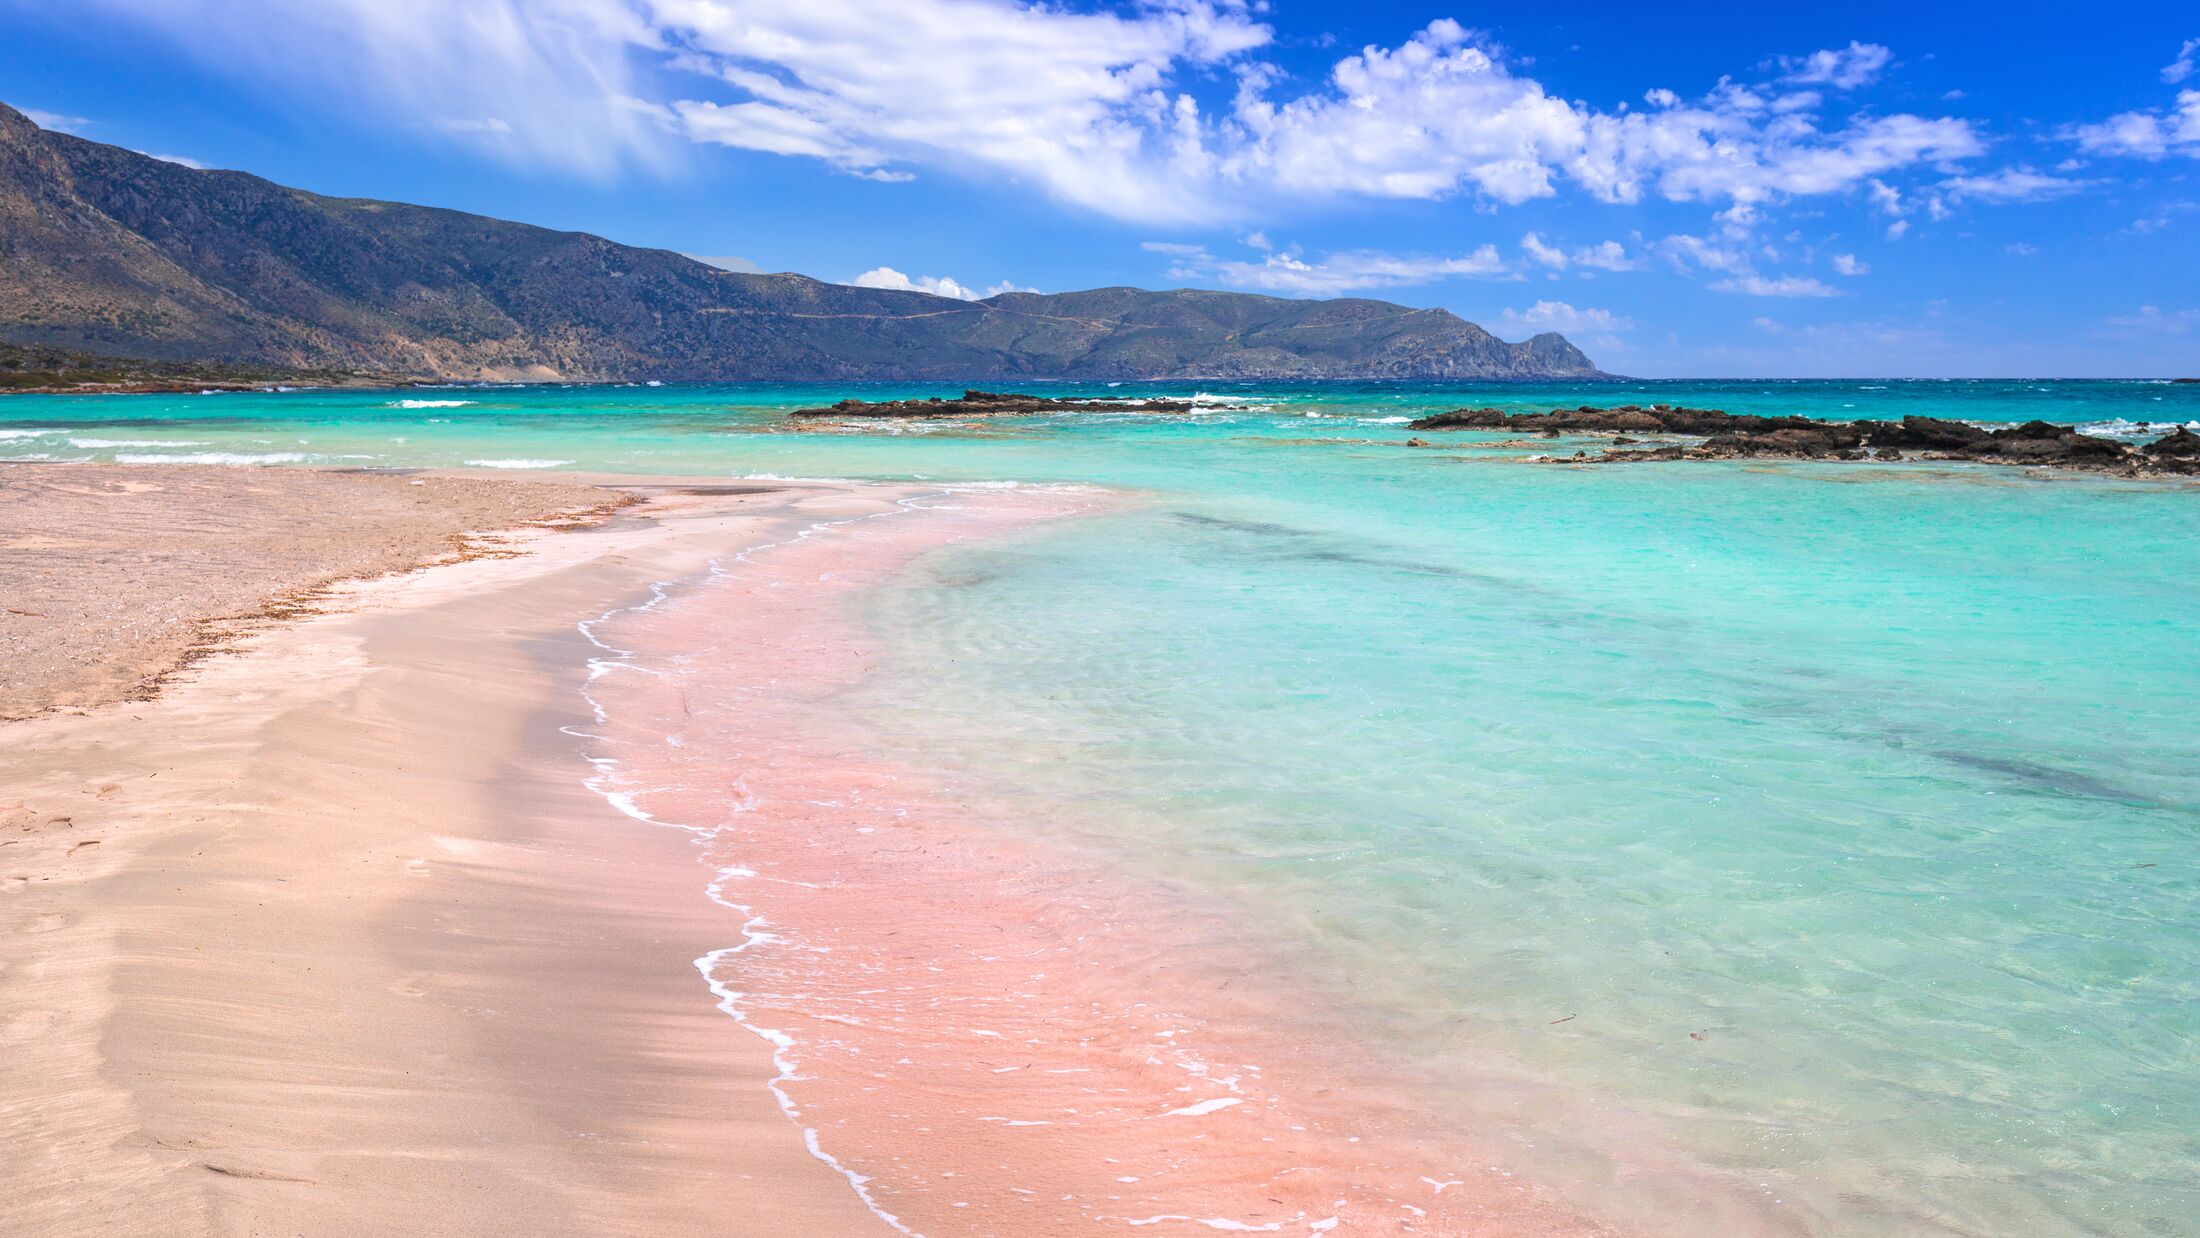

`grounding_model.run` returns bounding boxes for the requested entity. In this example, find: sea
[5,378,2197,1234]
